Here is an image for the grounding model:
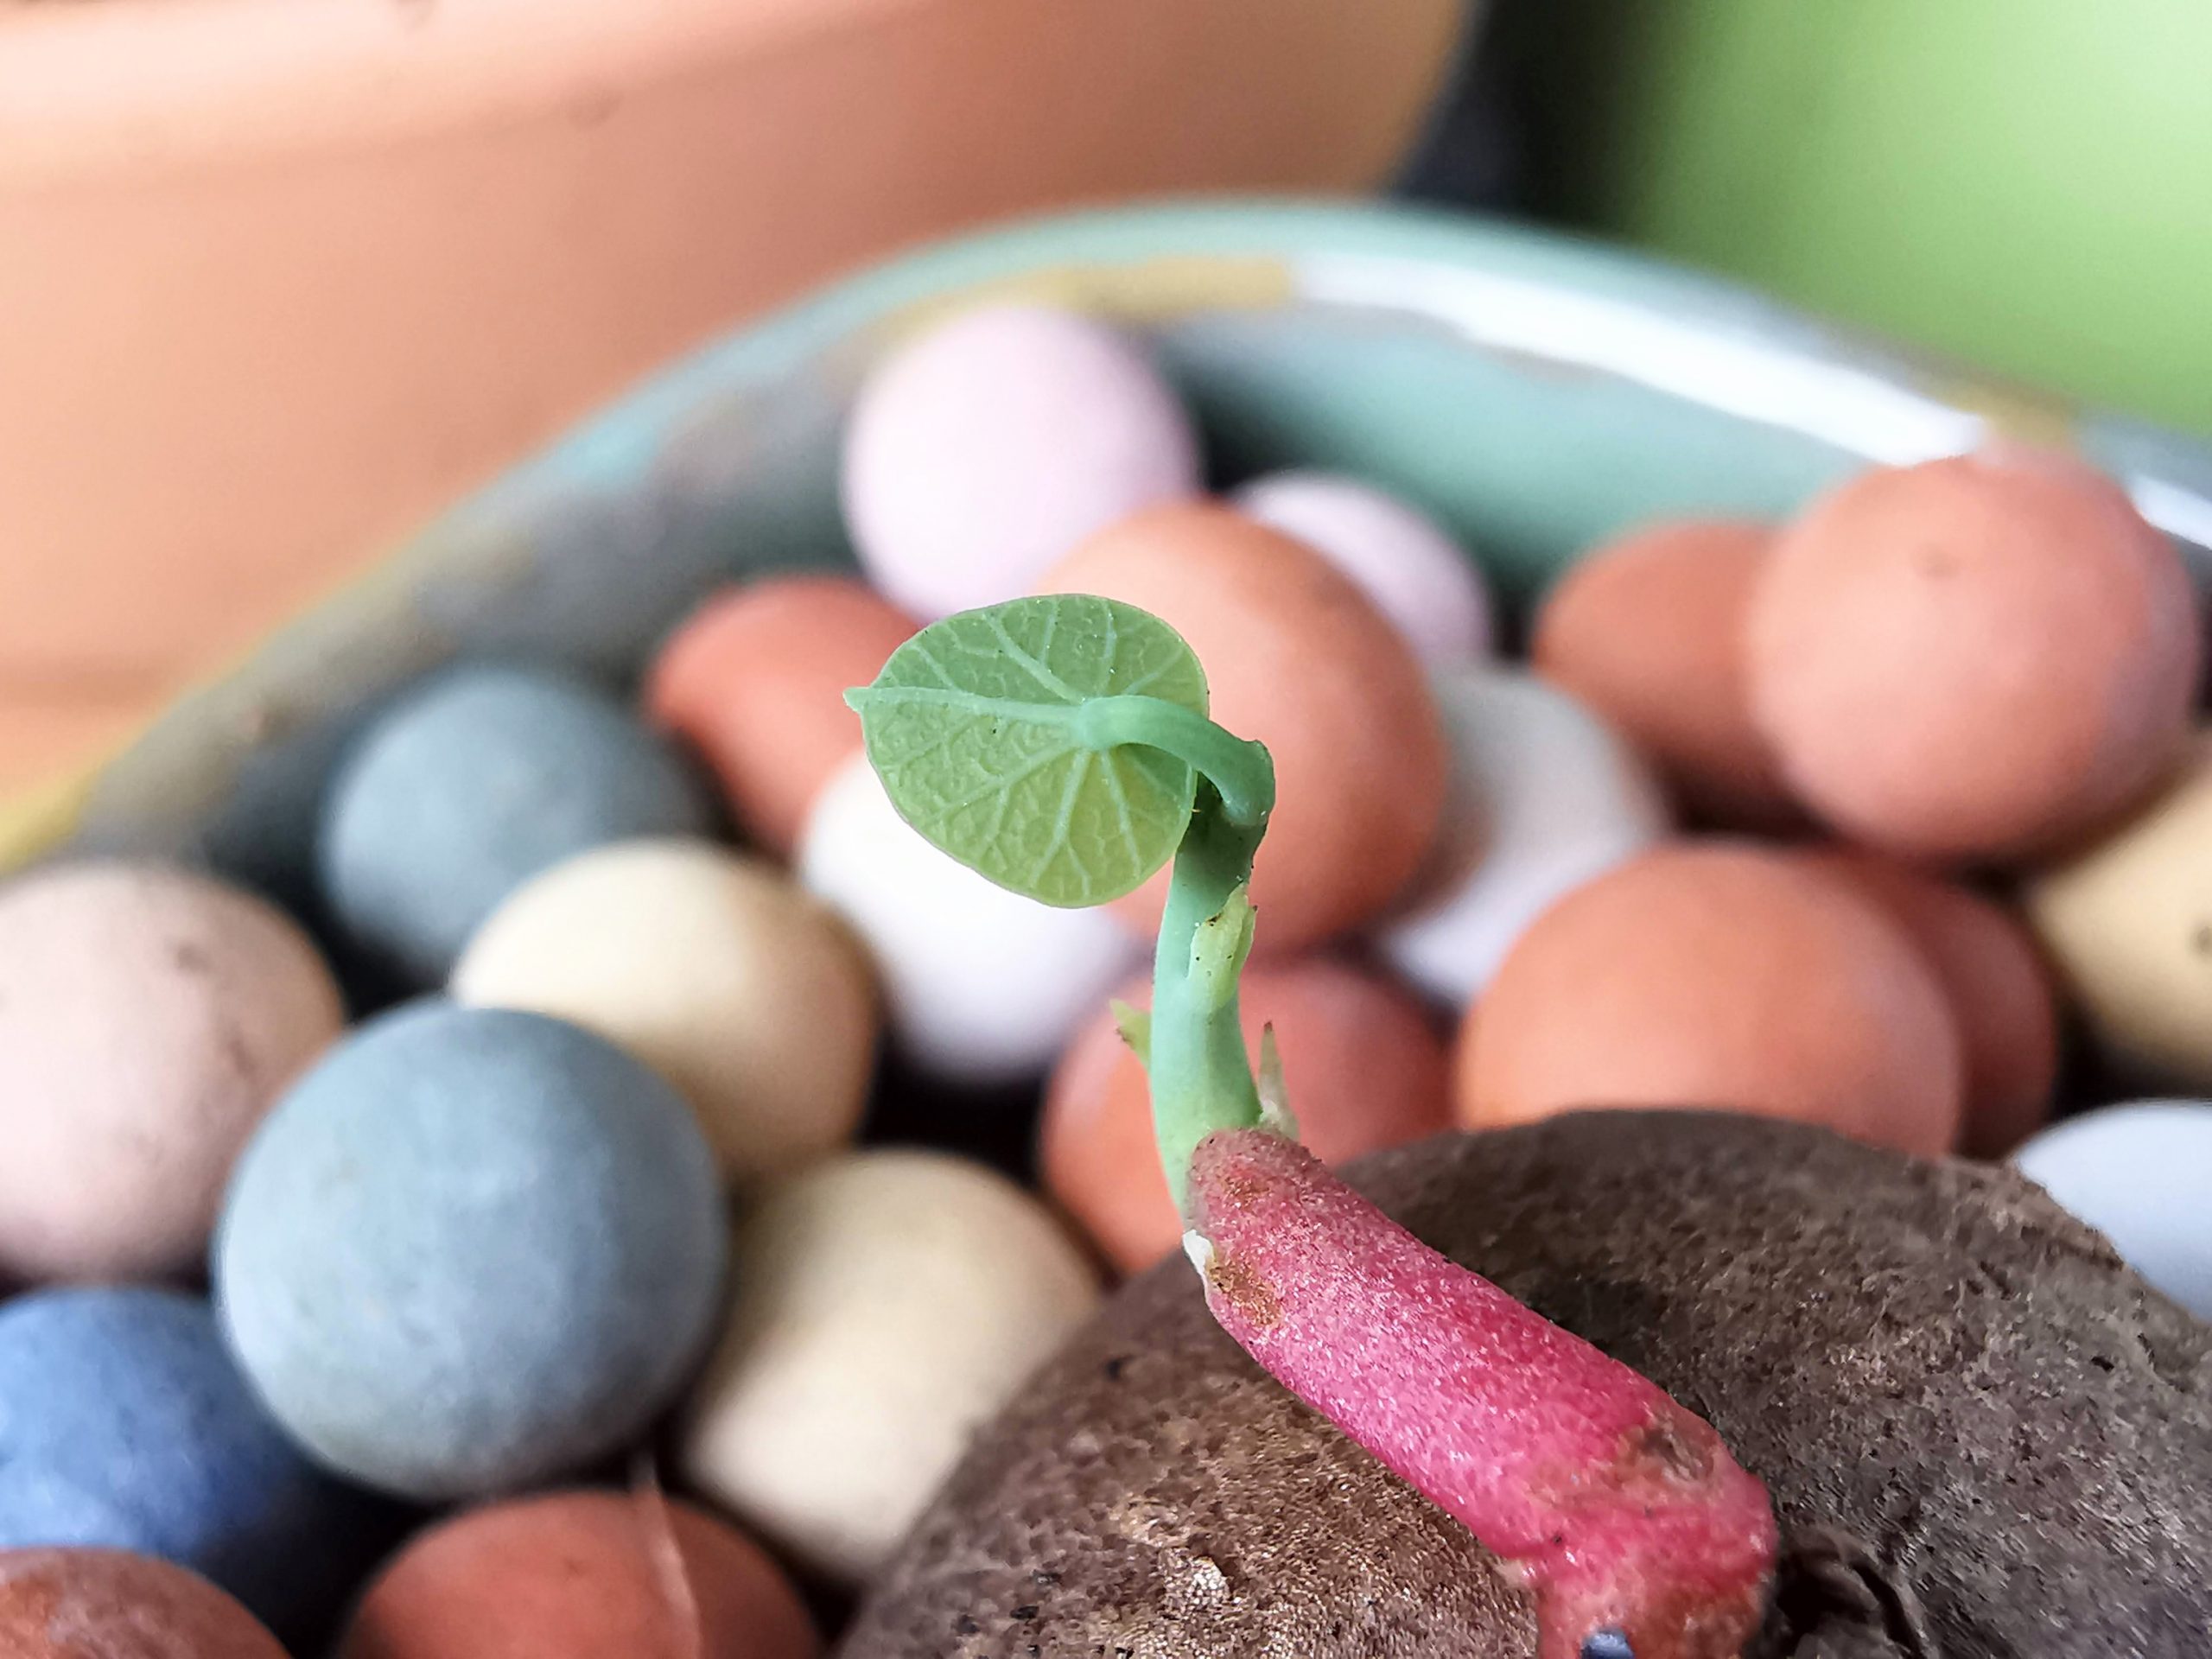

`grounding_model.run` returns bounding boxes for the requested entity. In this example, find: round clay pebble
[321,664,710,984]
[1380,669,1672,1007]
[842,305,1201,619]
[1231,472,1494,665]
[1459,843,1964,1154]
[0,1549,286,1659]
[2013,1100,2212,1319]
[0,860,344,1281]
[0,1287,384,1641]
[1533,518,1799,828]
[677,1150,1100,1584]
[1039,504,1448,953]
[797,753,1141,1084]
[1043,958,1453,1274]
[1747,452,2201,862]
[454,840,877,1184]
[645,575,917,857]
[215,1003,726,1502]
[2027,744,2212,1090]
[337,1490,817,1659]
[1800,849,2060,1157]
